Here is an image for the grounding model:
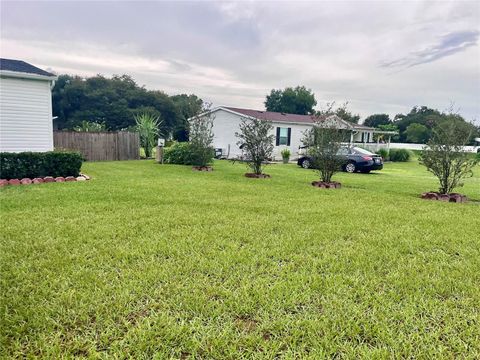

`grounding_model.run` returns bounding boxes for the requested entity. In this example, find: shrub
[0,151,83,180]
[281,148,291,159]
[420,118,478,194]
[303,118,347,183]
[389,148,411,162]
[188,109,215,167]
[163,142,195,165]
[377,148,389,160]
